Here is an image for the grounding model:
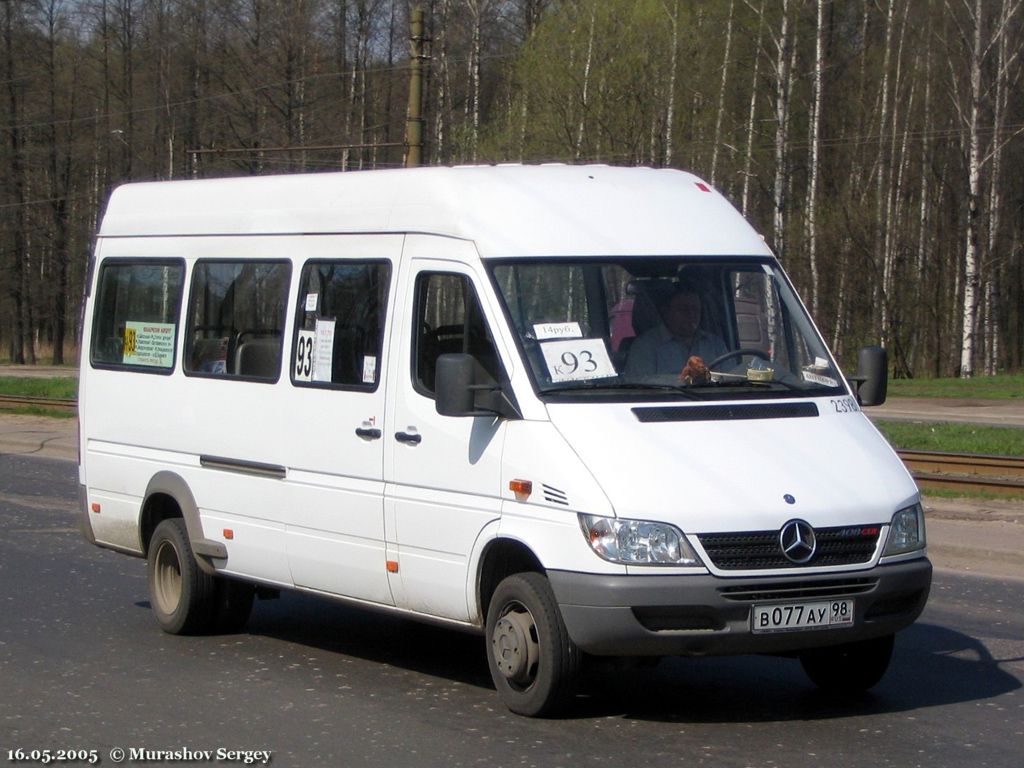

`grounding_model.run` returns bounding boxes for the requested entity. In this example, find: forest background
[2,0,1022,378]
